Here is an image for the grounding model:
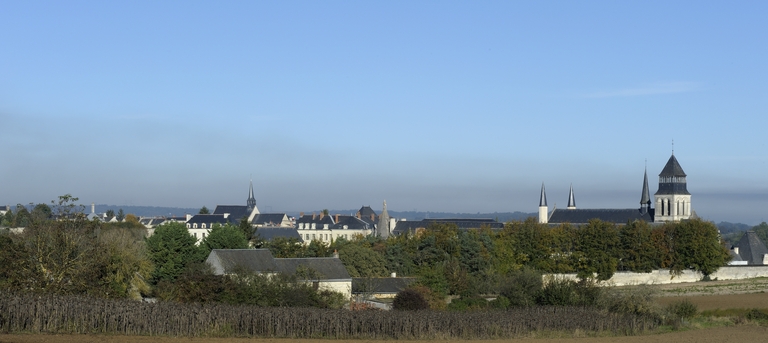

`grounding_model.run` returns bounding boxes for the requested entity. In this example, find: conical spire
[539,183,548,207]
[378,200,390,239]
[247,179,257,211]
[567,184,575,209]
[640,168,651,211]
